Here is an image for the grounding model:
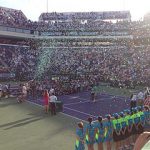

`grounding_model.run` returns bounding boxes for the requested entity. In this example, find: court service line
[61,93,128,100]
[64,97,115,106]
[64,100,90,106]
[64,106,97,118]
[63,95,123,103]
